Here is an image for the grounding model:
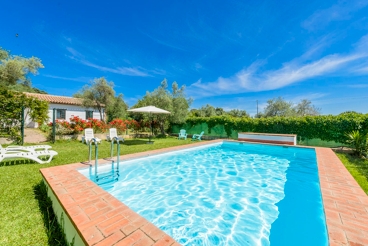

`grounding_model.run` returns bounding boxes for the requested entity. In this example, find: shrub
[48,117,108,135]
[177,113,368,143]
[345,130,368,156]
[87,118,108,133]
[108,119,141,134]
[109,119,128,134]
[69,116,88,133]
